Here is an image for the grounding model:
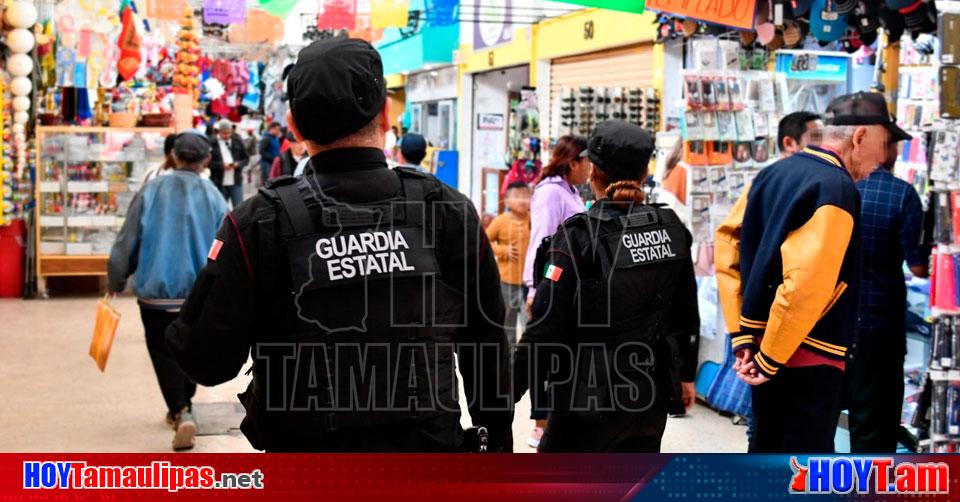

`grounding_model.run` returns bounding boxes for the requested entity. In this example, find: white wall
[466,66,529,204]
[406,66,459,102]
